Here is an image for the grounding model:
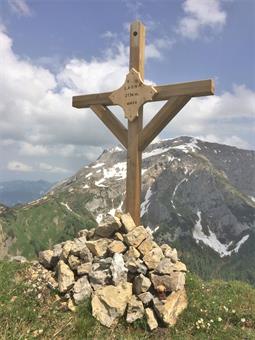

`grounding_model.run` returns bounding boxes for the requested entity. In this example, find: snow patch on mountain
[96,214,103,223]
[103,162,126,180]
[249,196,255,203]
[167,156,176,162]
[26,195,48,206]
[231,235,250,254]
[95,201,124,224]
[95,178,107,188]
[108,208,116,216]
[95,179,107,187]
[92,163,105,169]
[143,146,172,159]
[142,138,200,160]
[87,160,148,187]
[171,139,201,153]
[141,186,153,217]
[61,202,73,213]
[193,211,250,257]
[171,178,188,209]
[146,225,160,235]
[108,201,123,217]
[109,146,123,153]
